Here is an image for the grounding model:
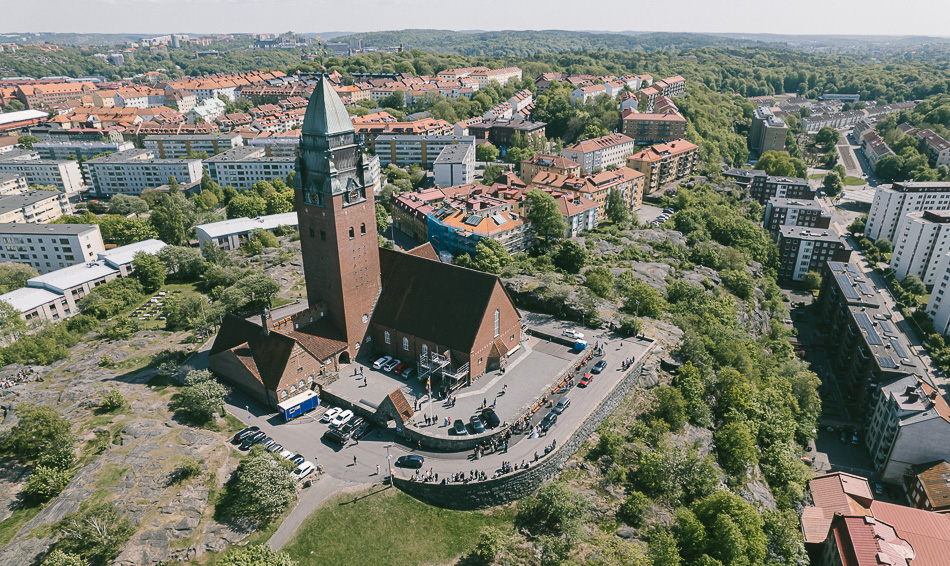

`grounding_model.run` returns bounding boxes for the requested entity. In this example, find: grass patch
[94,463,129,488]
[270,297,295,308]
[282,486,514,566]
[0,503,43,546]
[808,173,825,179]
[222,413,245,434]
[843,176,866,185]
